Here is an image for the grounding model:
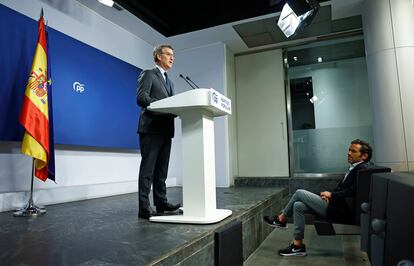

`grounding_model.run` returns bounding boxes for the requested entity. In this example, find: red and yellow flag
[19,14,51,181]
